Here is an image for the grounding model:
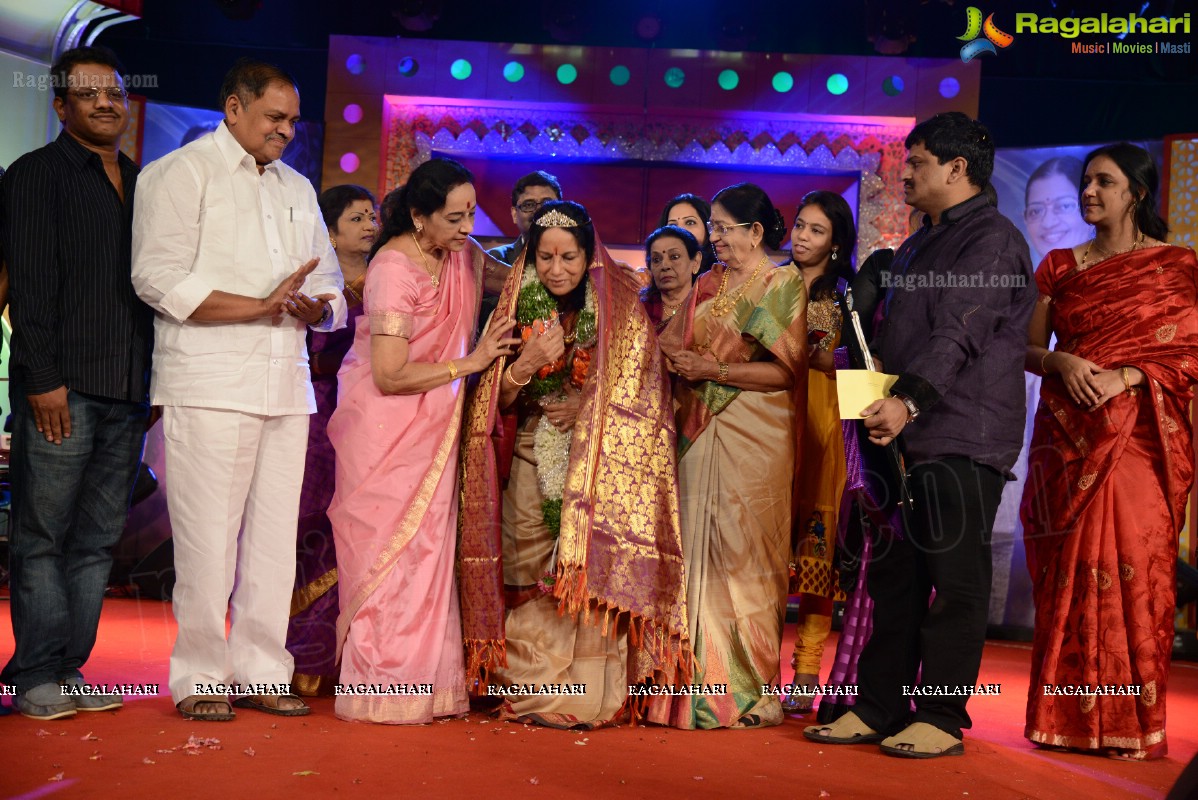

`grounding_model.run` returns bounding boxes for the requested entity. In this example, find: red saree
[1020,245,1198,757]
